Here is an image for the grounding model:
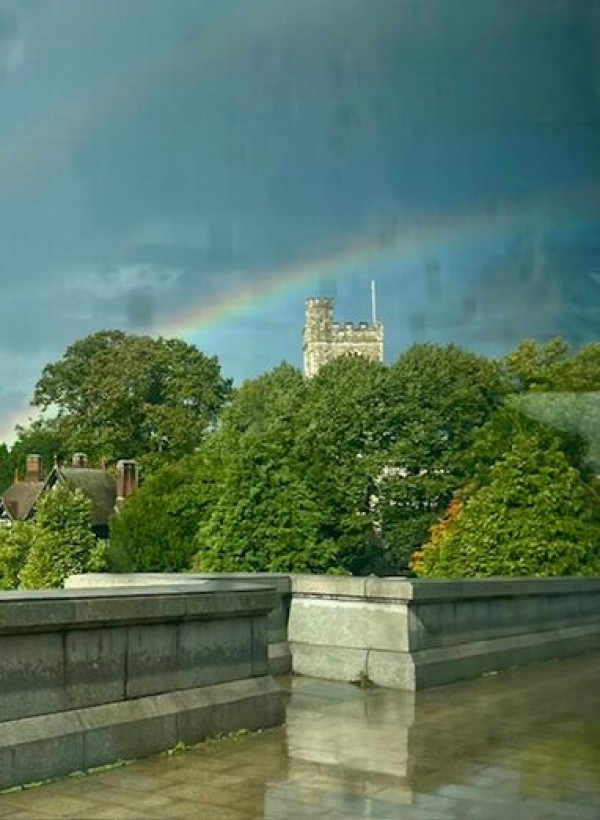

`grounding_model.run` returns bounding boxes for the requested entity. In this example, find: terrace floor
[1,653,599,819]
